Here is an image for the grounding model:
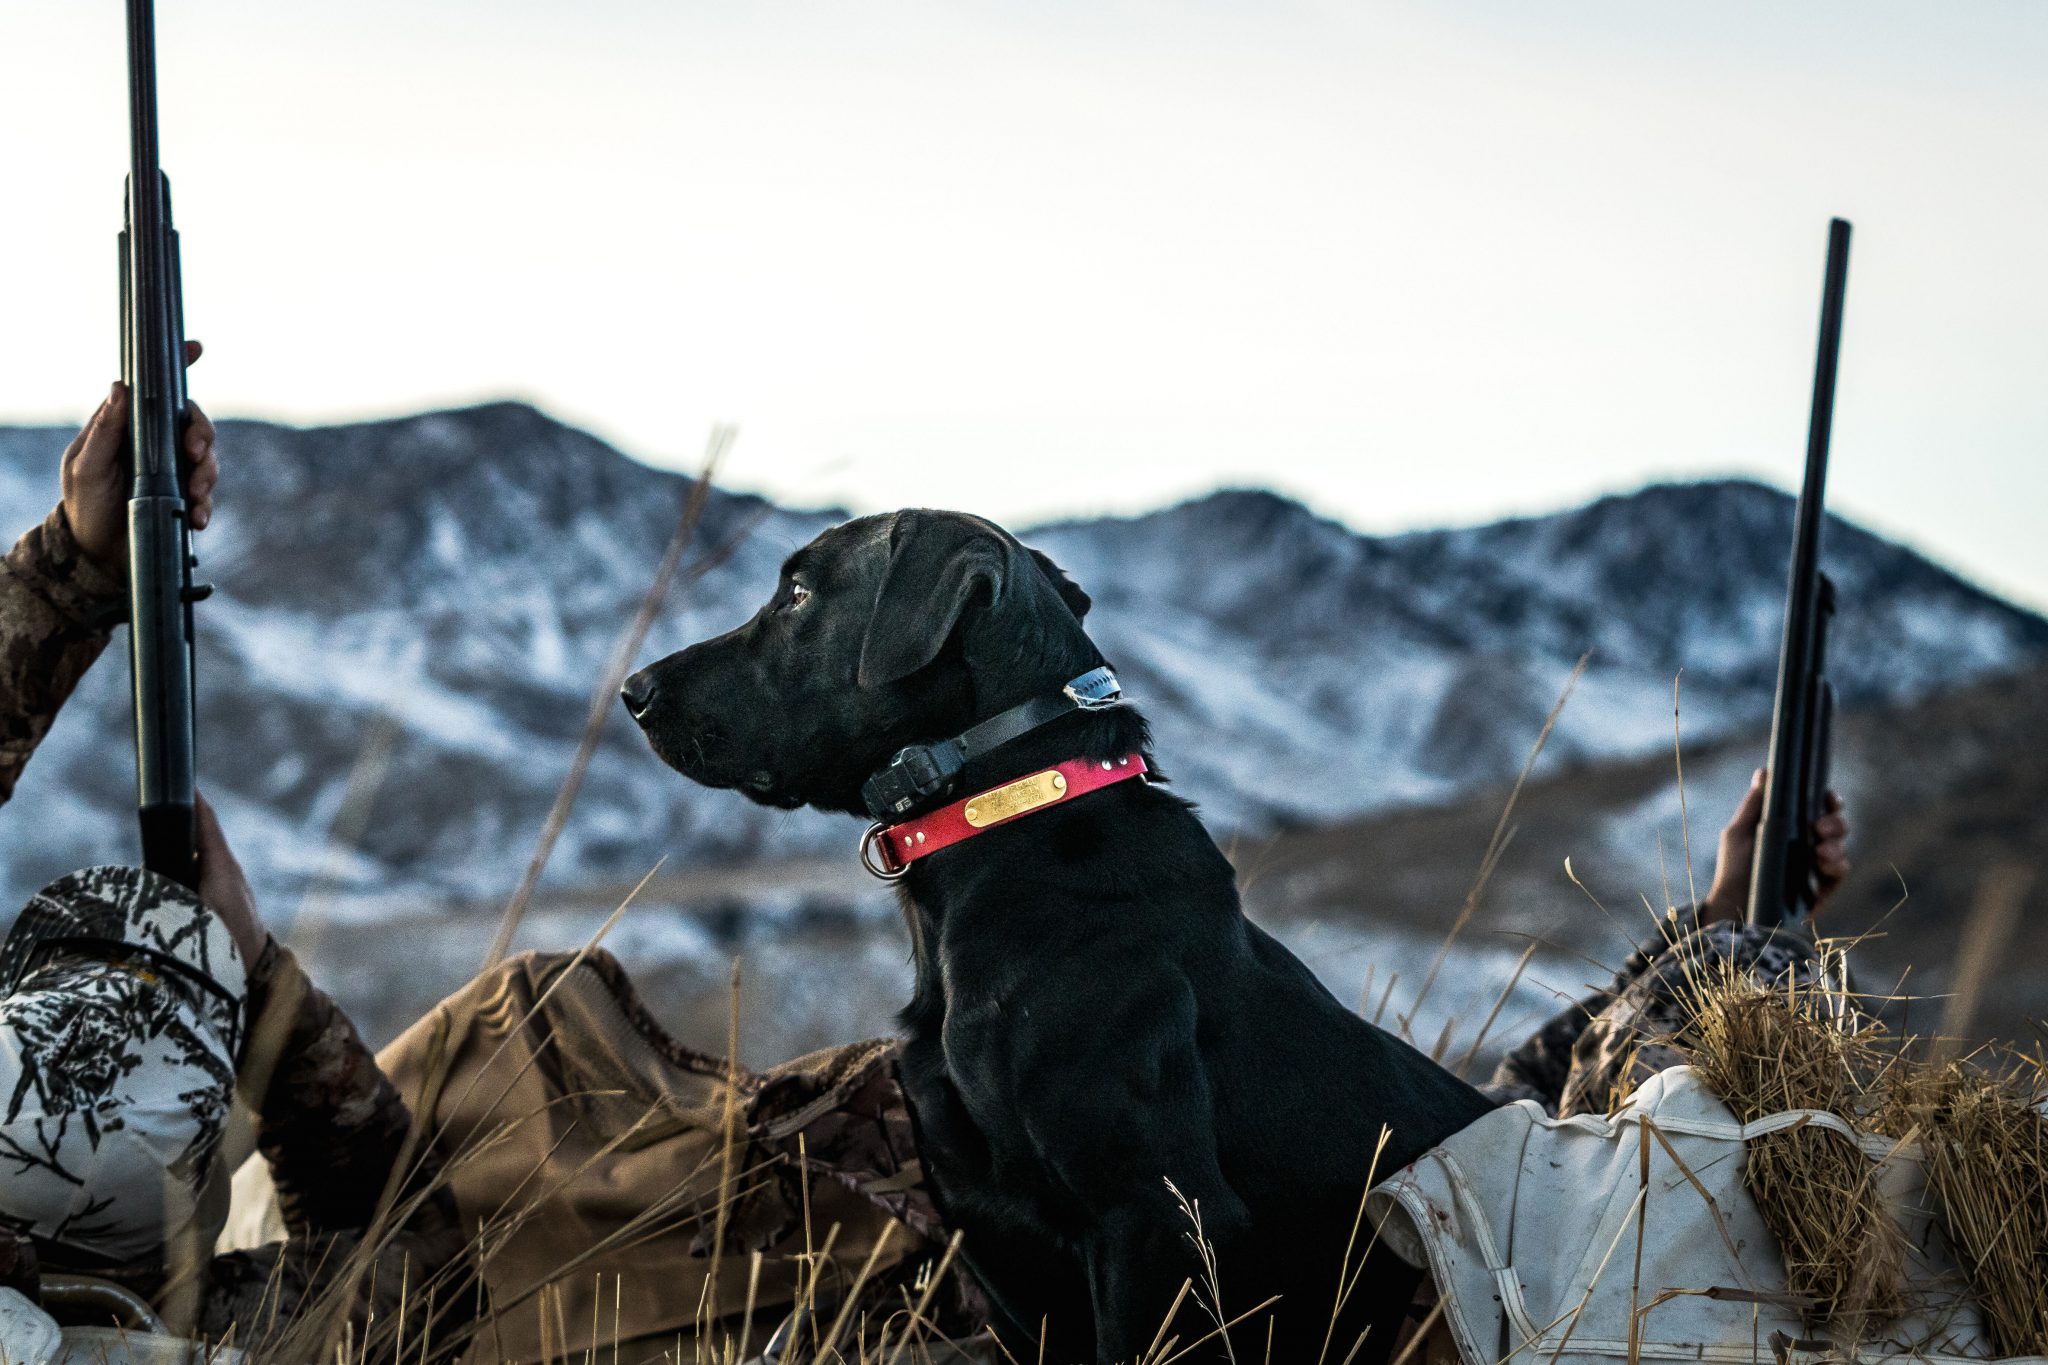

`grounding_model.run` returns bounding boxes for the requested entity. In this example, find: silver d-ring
[859,823,907,881]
